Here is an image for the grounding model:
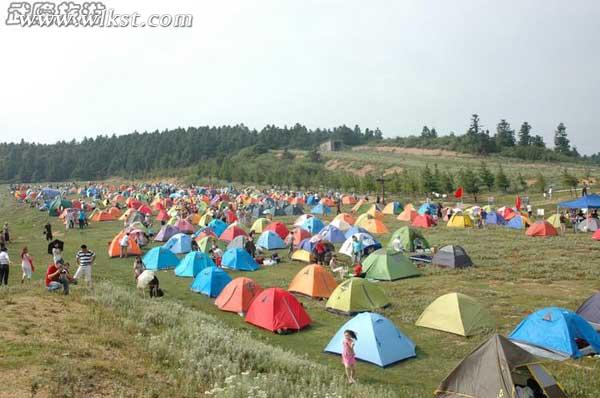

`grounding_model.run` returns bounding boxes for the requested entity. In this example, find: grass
[1,185,600,397]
